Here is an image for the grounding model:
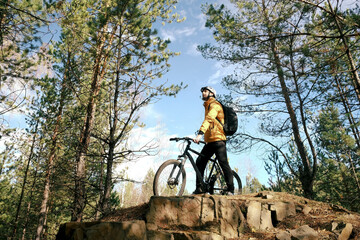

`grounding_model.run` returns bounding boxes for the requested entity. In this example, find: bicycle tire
[233,171,242,195]
[153,159,186,197]
[209,170,242,195]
